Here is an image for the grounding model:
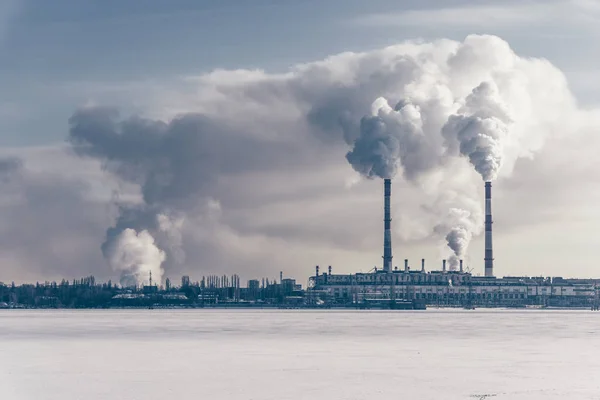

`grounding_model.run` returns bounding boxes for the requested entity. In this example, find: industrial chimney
[484,182,494,277]
[383,179,393,272]
[443,259,447,272]
[315,266,319,277]
[421,258,425,272]
[459,259,463,273]
[404,259,408,272]
[328,266,332,275]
